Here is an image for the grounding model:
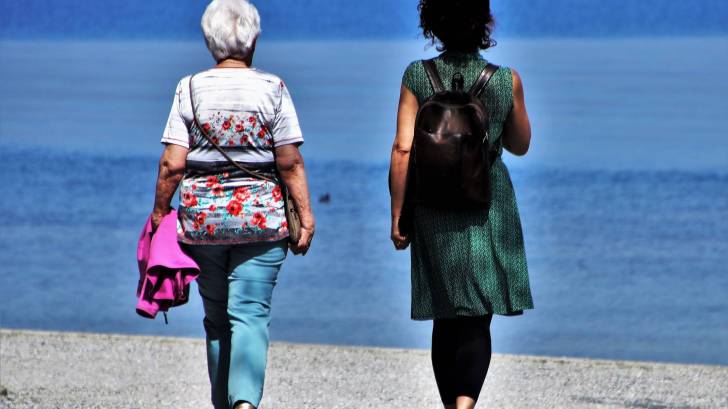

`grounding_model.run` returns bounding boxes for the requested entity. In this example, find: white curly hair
[201,0,261,62]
